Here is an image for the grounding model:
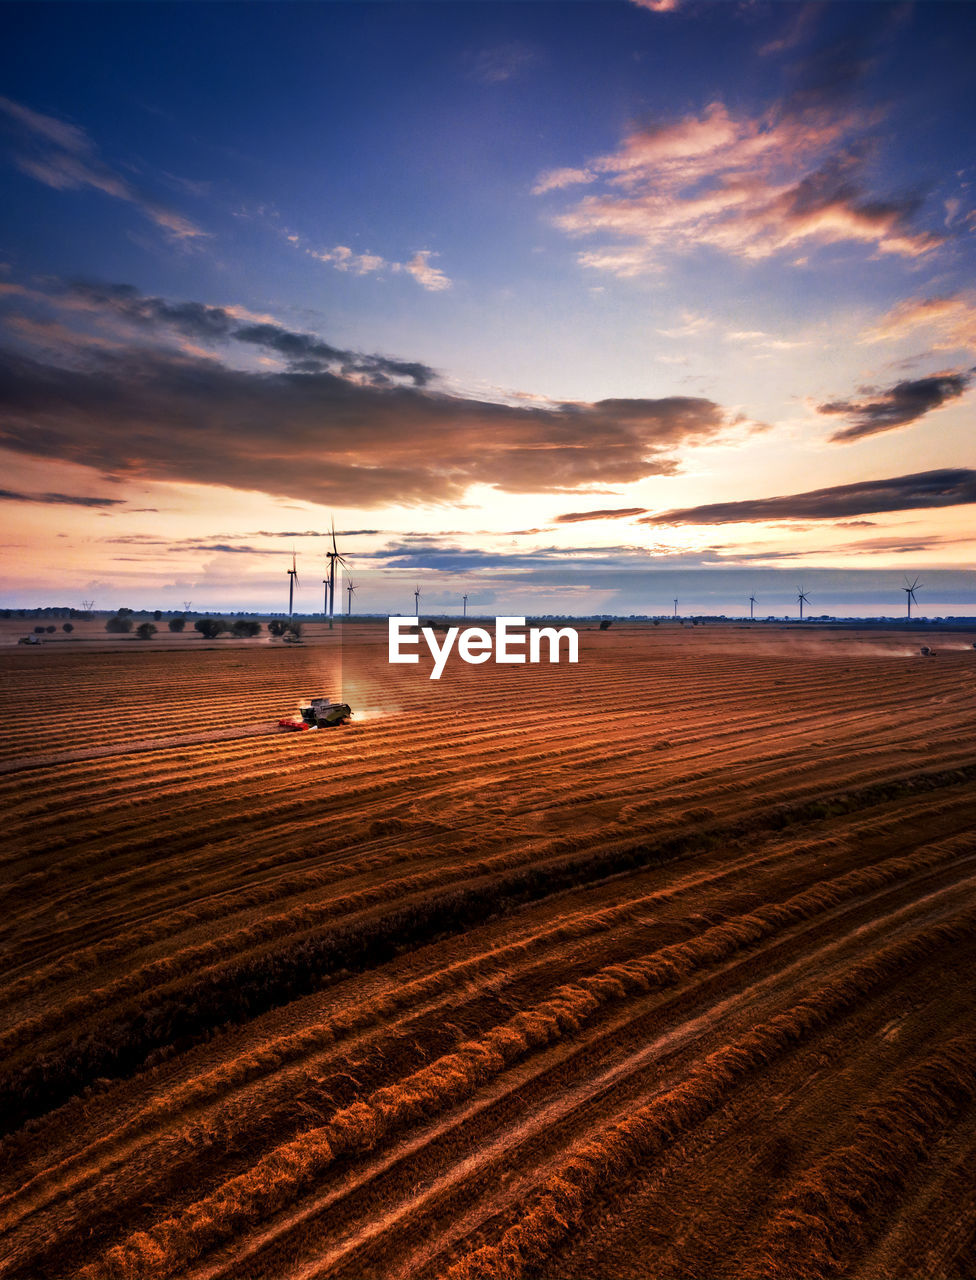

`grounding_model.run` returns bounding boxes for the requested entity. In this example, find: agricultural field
[2,624,976,1280]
